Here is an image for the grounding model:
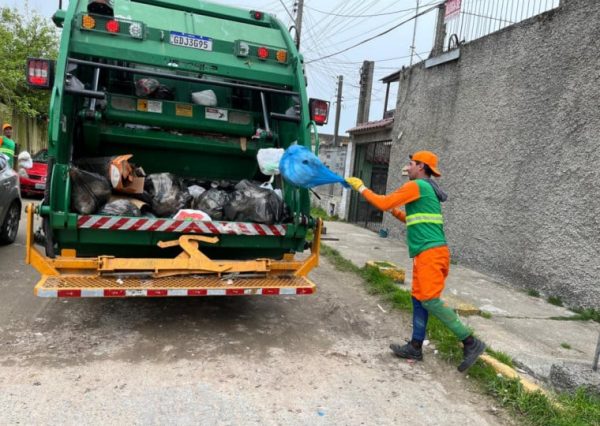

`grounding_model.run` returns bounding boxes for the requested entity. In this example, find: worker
[346,151,486,372]
[1,124,16,168]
